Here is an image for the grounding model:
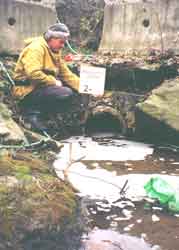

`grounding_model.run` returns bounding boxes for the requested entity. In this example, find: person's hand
[56,80,63,86]
[93,93,104,98]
